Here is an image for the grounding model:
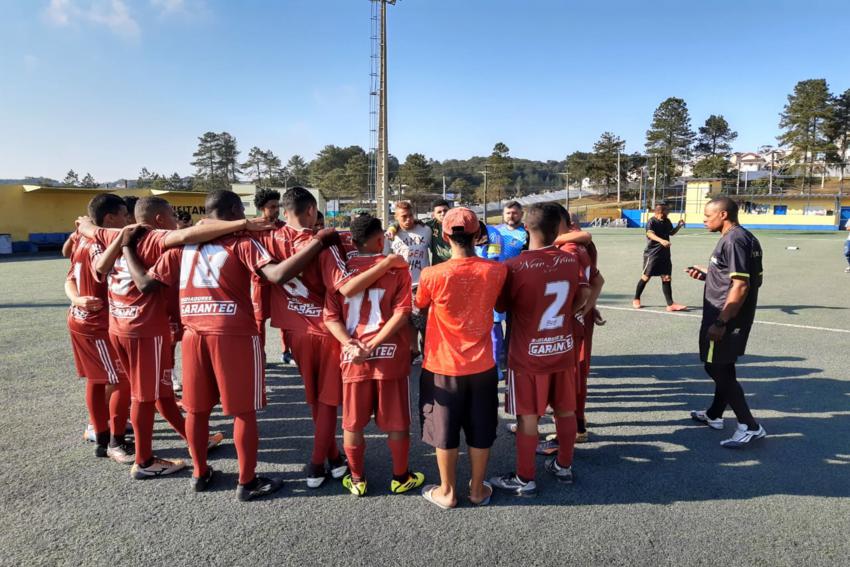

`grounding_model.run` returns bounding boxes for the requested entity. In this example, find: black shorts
[699,319,754,364]
[643,251,672,277]
[419,367,499,450]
